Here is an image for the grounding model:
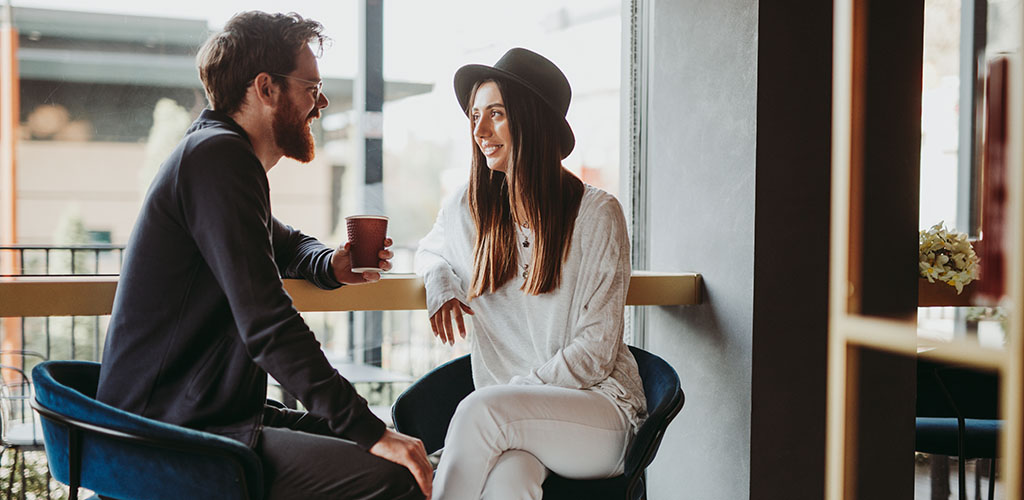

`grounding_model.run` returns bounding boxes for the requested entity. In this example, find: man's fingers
[406,446,433,499]
[410,462,432,499]
[369,431,432,499]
